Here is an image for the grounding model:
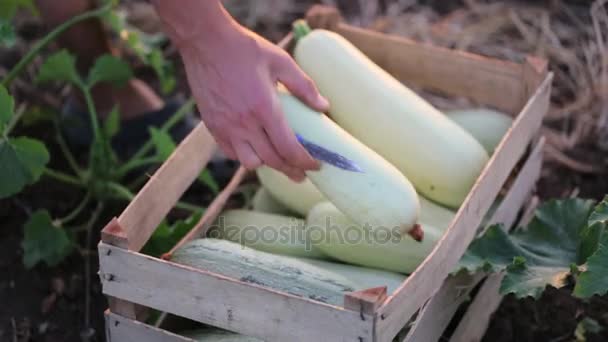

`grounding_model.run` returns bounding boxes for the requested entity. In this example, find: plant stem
[292,19,312,41]
[108,181,205,213]
[54,123,84,177]
[4,104,26,136]
[126,98,195,163]
[117,156,160,176]
[44,168,83,187]
[80,85,101,139]
[1,4,112,87]
[58,192,91,225]
[83,202,104,330]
